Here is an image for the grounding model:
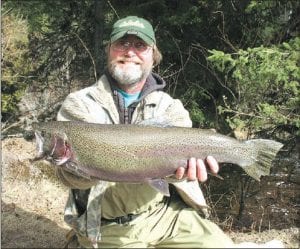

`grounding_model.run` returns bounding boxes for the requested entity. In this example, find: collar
[87,75,120,123]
